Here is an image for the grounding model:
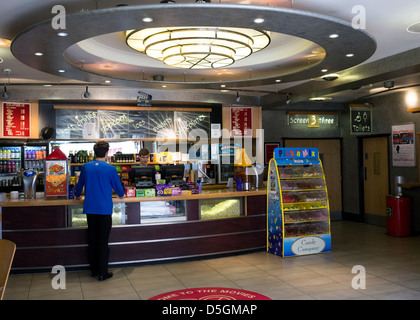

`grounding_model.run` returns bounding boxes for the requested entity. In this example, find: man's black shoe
[98,272,113,281]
